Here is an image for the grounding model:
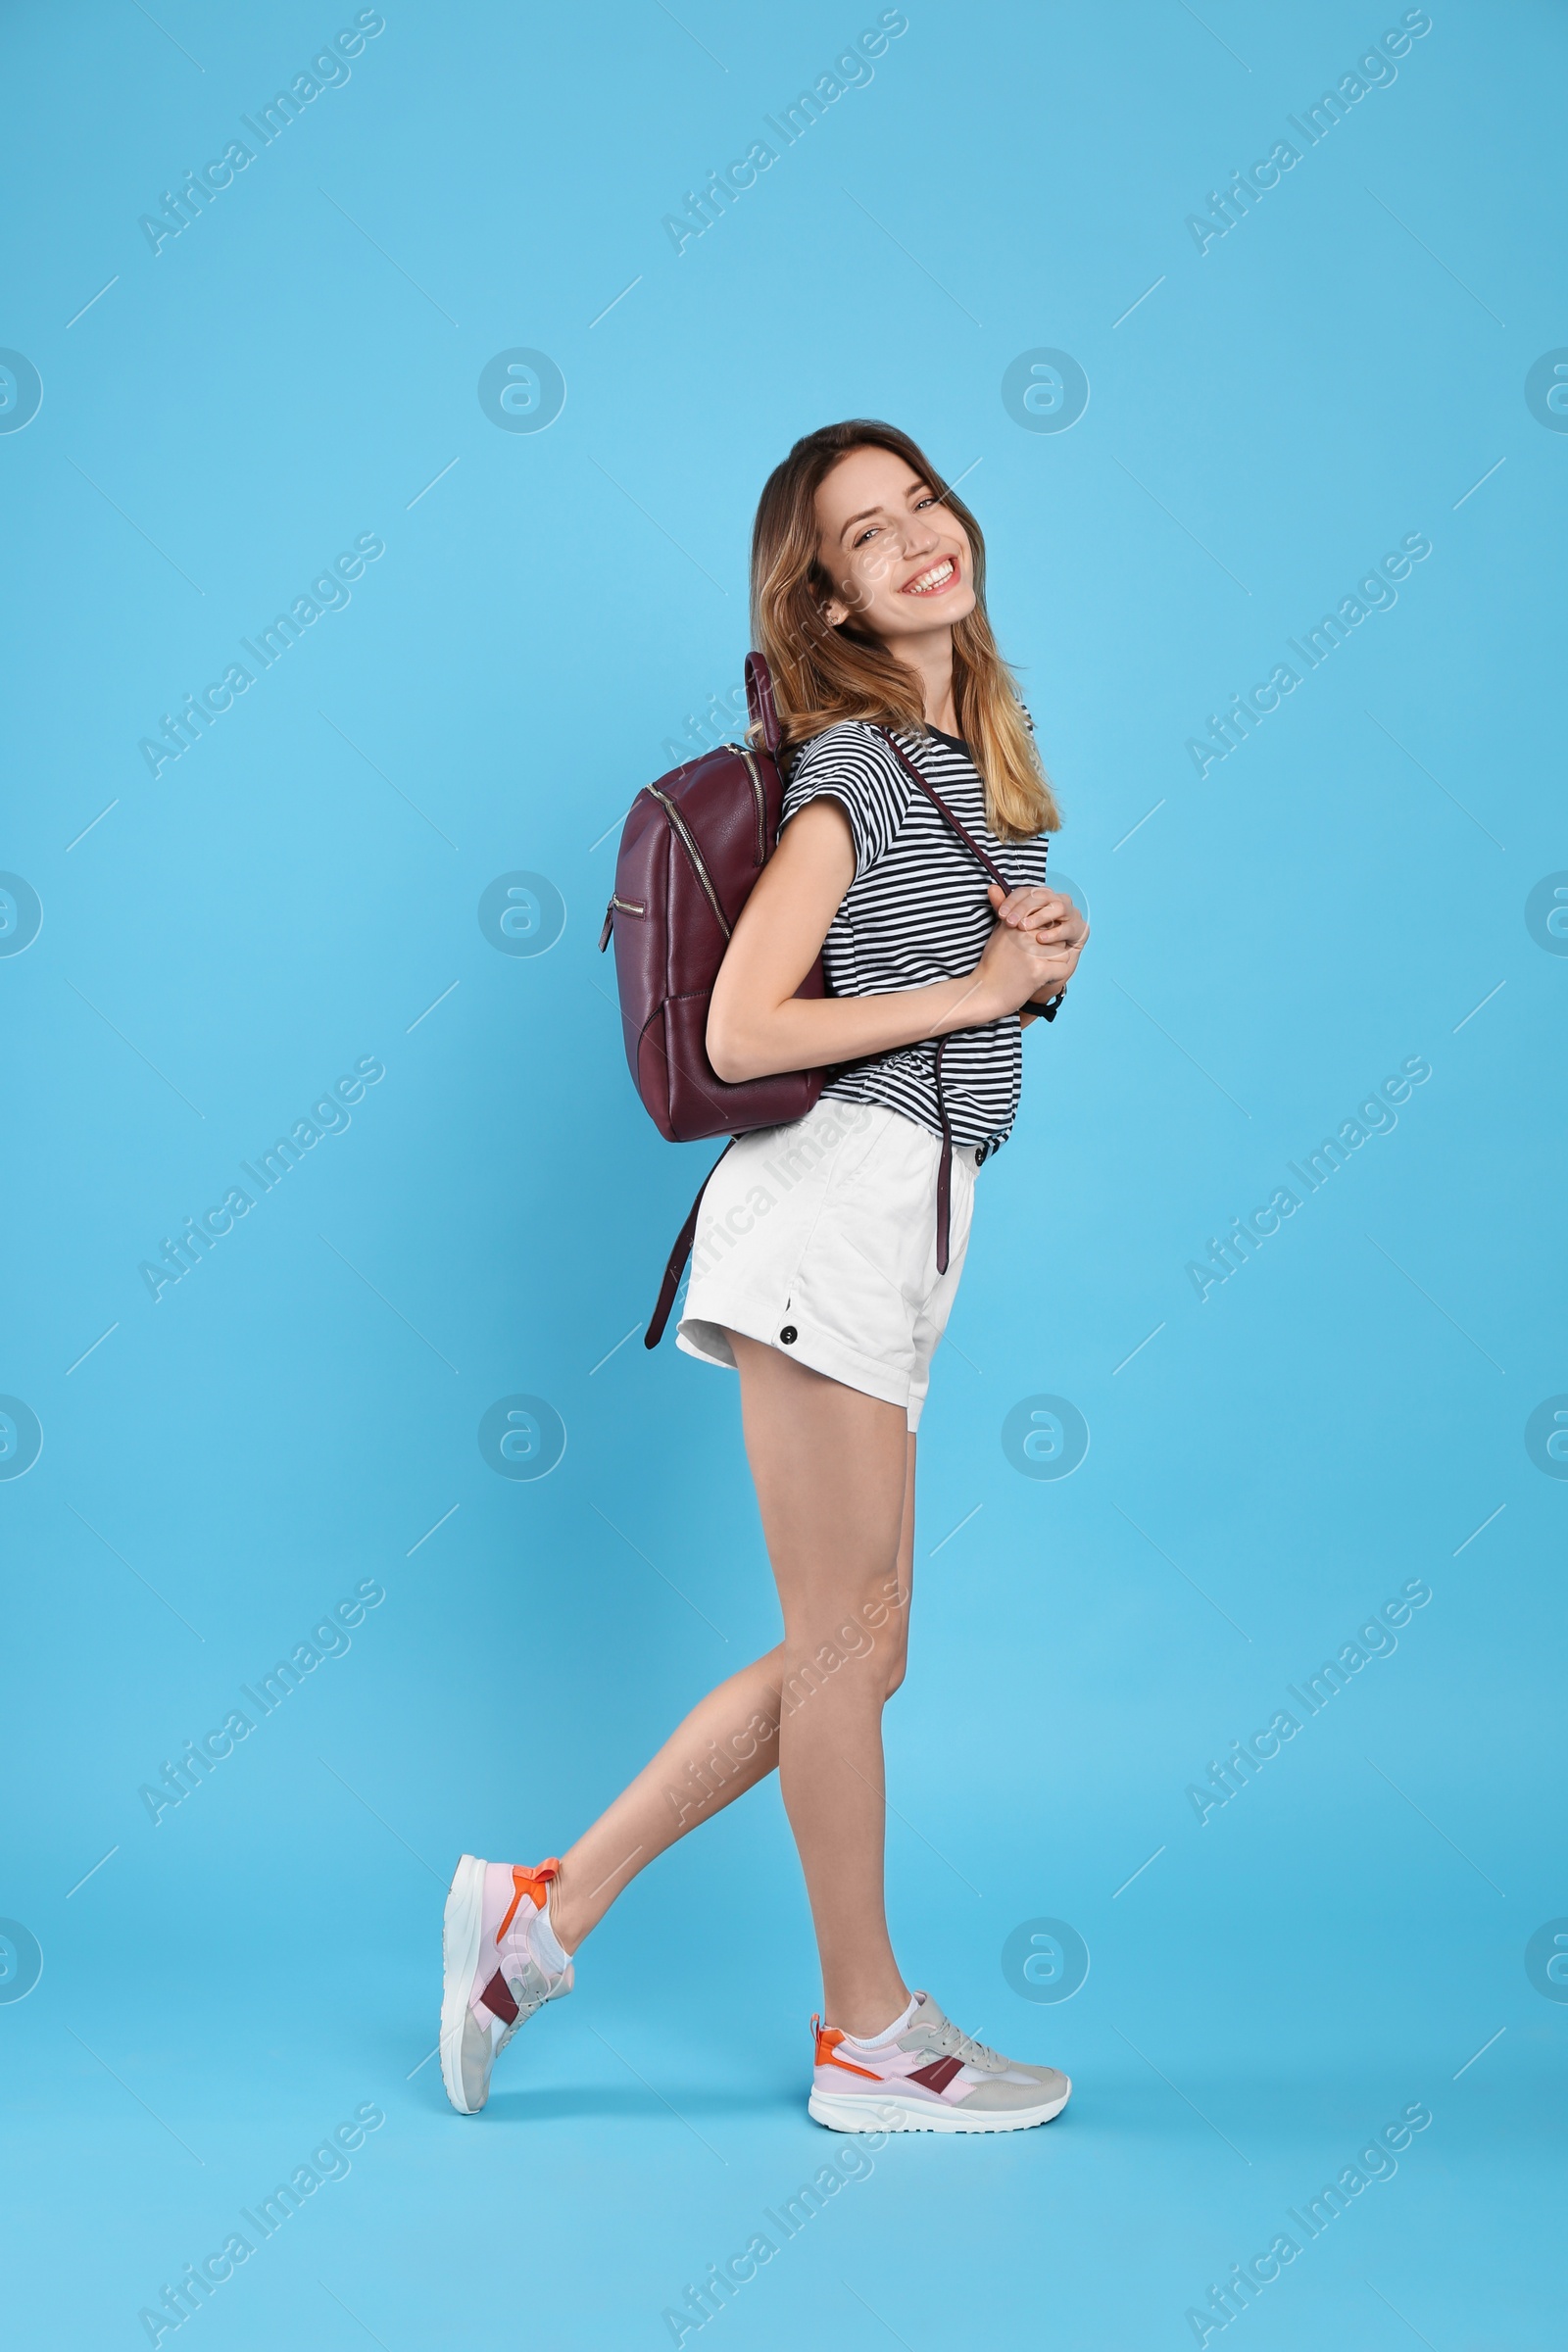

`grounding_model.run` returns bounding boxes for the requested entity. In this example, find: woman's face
[812,445,975,646]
